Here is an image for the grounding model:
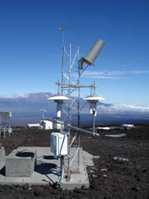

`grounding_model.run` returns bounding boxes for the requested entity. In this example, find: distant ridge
[0,92,149,126]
